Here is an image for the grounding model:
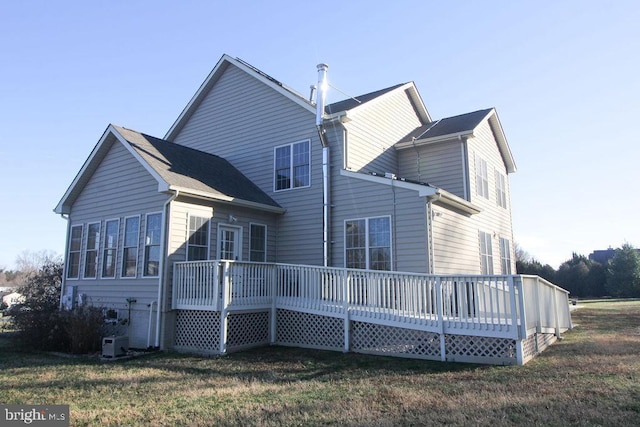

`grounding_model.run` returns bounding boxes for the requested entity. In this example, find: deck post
[535,277,542,334]
[343,269,350,353]
[513,276,526,365]
[219,262,230,355]
[508,275,520,340]
[270,265,277,344]
[553,286,561,337]
[435,277,446,362]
